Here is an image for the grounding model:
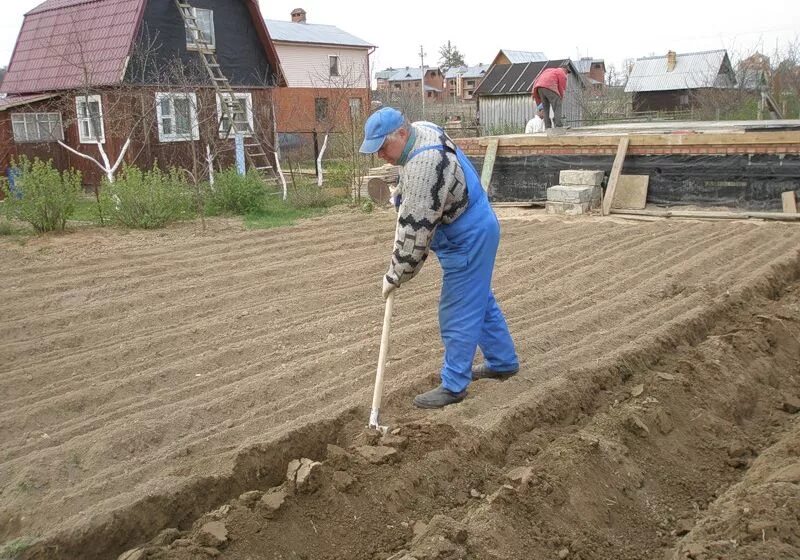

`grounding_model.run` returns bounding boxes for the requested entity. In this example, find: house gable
[625,49,734,93]
[271,43,369,88]
[127,0,283,87]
